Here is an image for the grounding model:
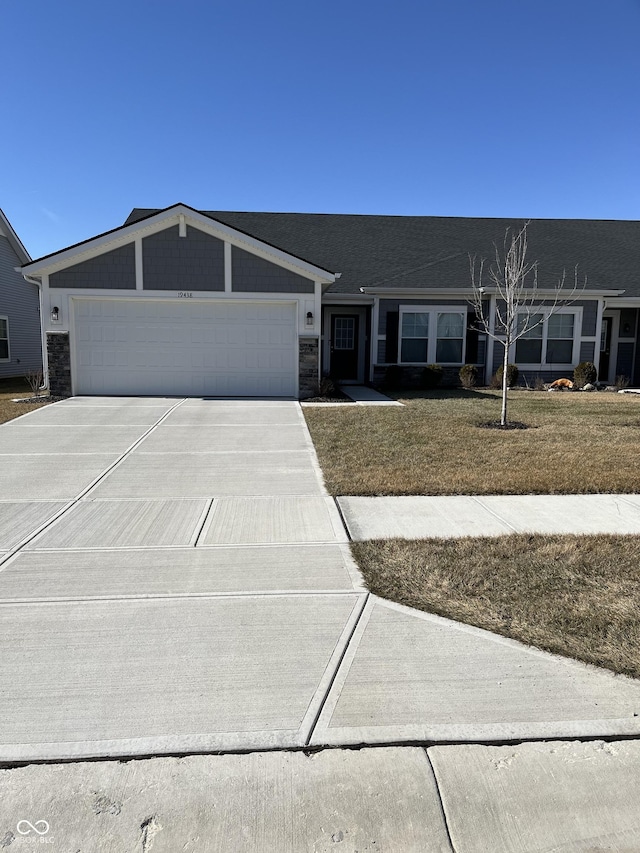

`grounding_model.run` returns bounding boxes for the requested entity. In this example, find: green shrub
[496,363,519,387]
[382,365,403,390]
[573,361,597,388]
[459,364,478,389]
[420,364,443,389]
